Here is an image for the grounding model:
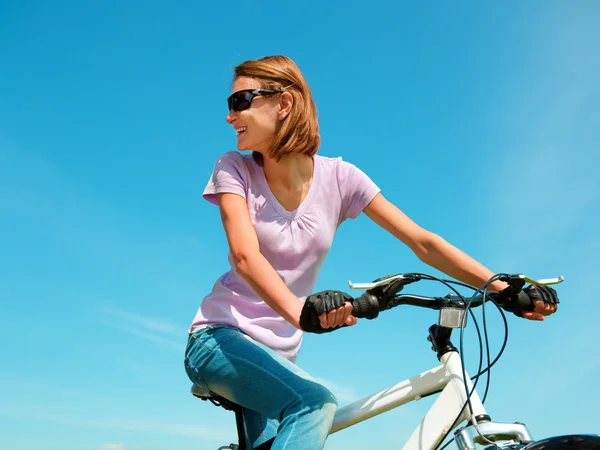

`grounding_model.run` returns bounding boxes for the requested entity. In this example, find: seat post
[234,405,249,450]
[234,404,277,450]
[191,383,251,449]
